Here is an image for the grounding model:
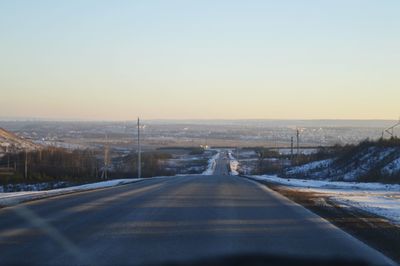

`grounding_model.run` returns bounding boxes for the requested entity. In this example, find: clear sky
[0,0,399,120]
